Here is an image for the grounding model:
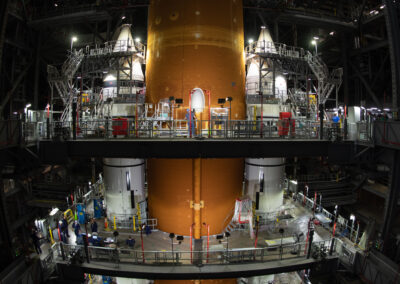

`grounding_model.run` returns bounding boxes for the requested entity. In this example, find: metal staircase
[61,49,84,79]
[60,94,73,122]
[305,52,343,105]
[246,41,343,106]
[47,49,84,112]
